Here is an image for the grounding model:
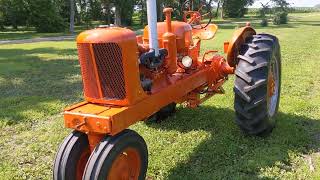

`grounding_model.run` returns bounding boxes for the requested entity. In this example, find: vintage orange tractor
[53,0,281,179]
